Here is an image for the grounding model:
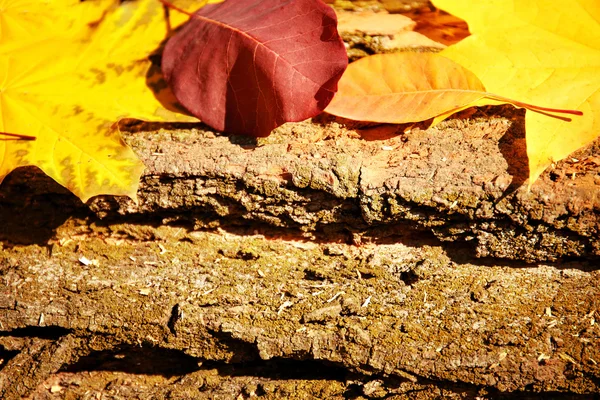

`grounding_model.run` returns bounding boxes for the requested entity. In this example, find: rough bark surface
[95,110,600,263]
[1,106,599,399]
[1,2,600,398]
